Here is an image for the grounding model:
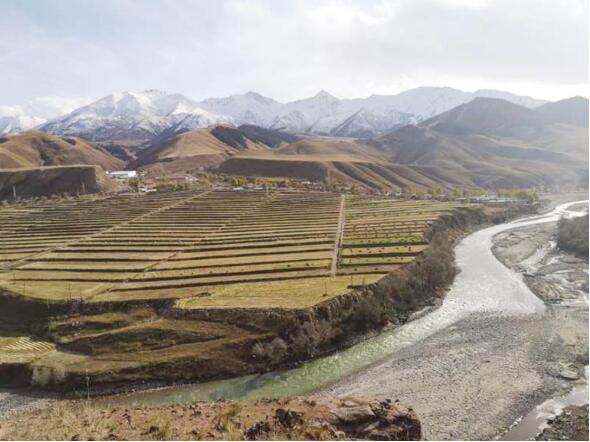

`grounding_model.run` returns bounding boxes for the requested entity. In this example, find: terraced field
[0,191,463,308]
[339,197,457,277]
[0,336,55,363]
